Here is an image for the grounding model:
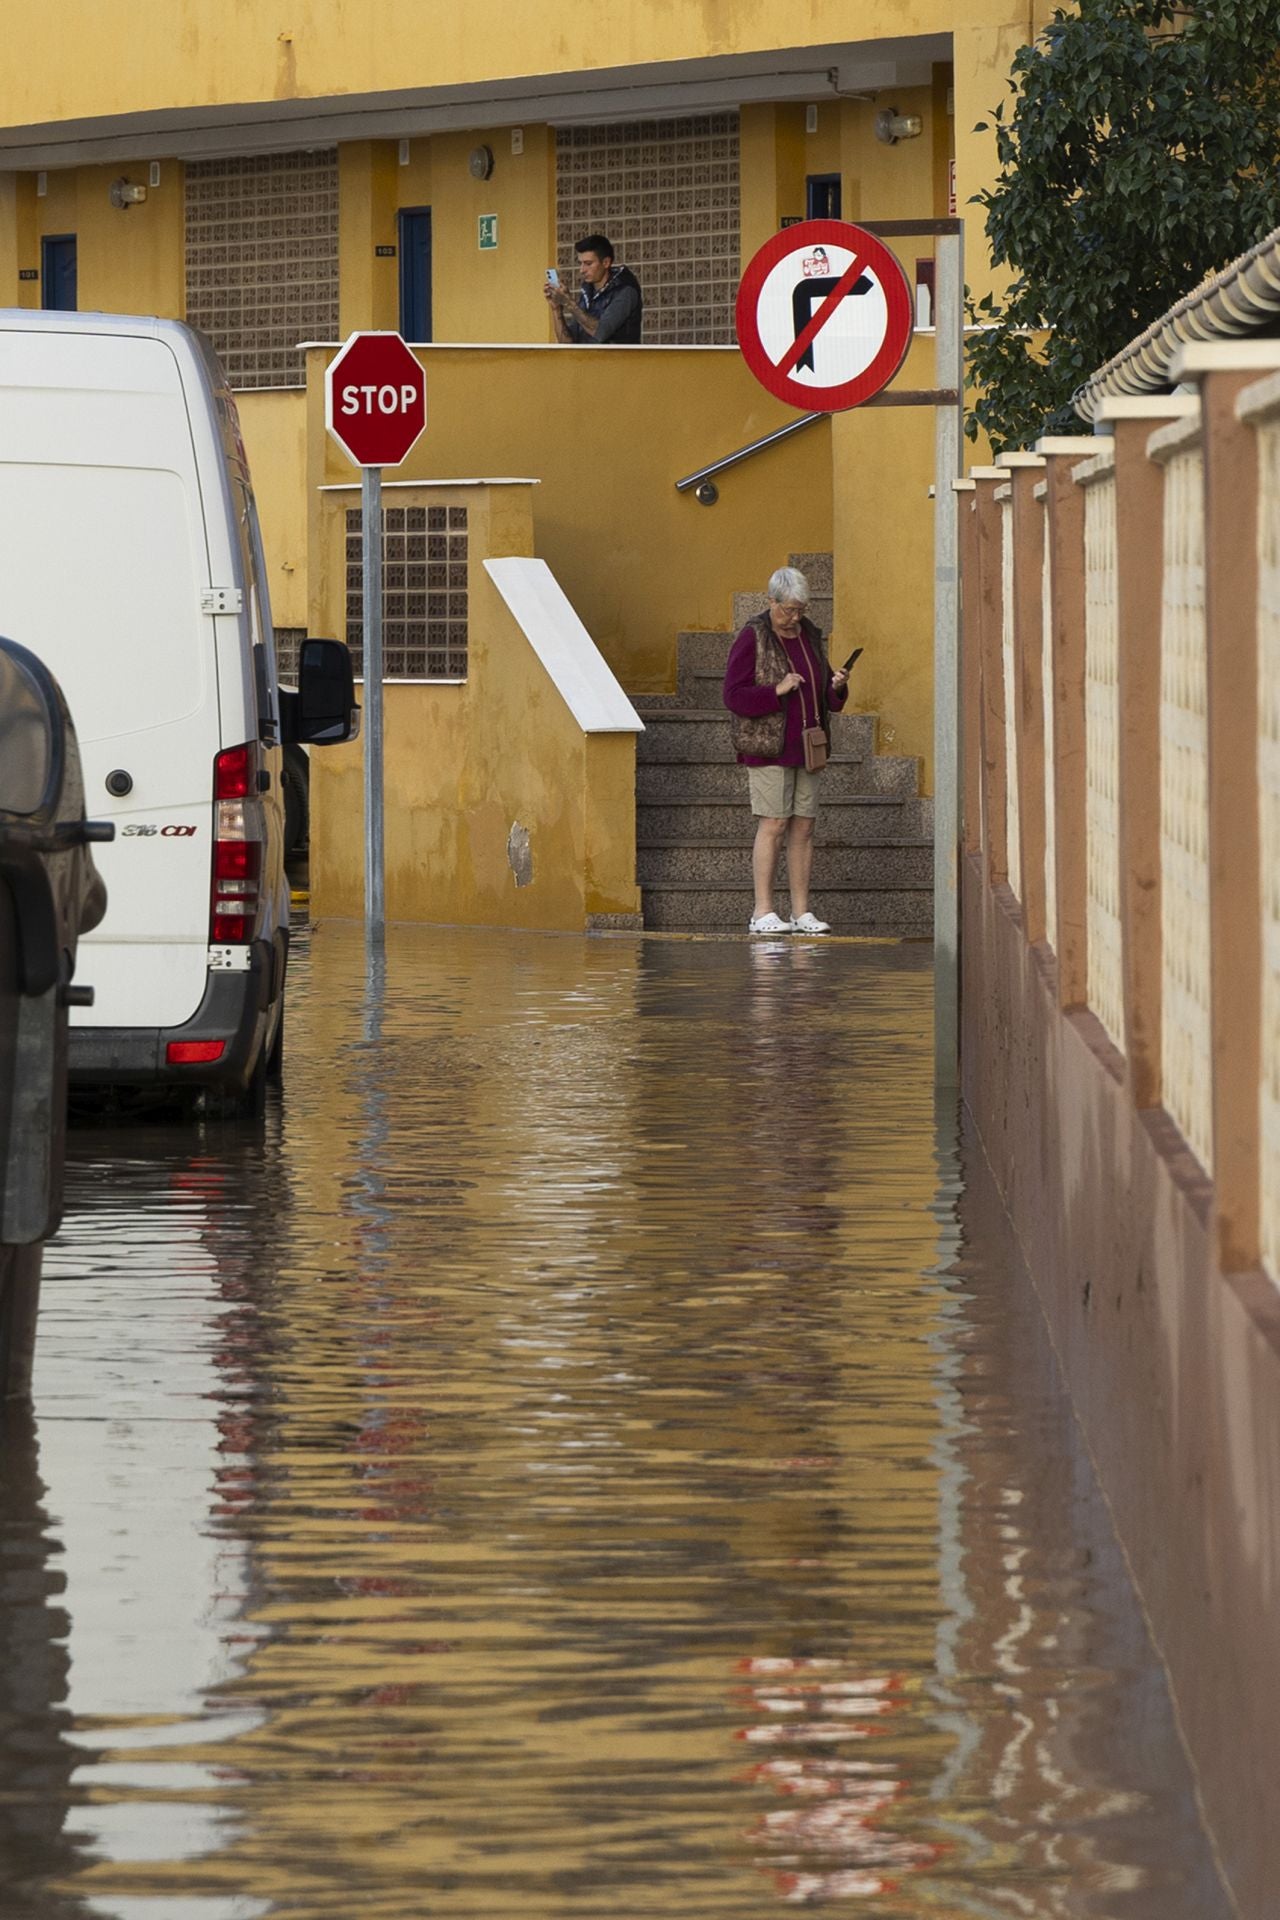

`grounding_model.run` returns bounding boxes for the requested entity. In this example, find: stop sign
[324,332,427,468]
